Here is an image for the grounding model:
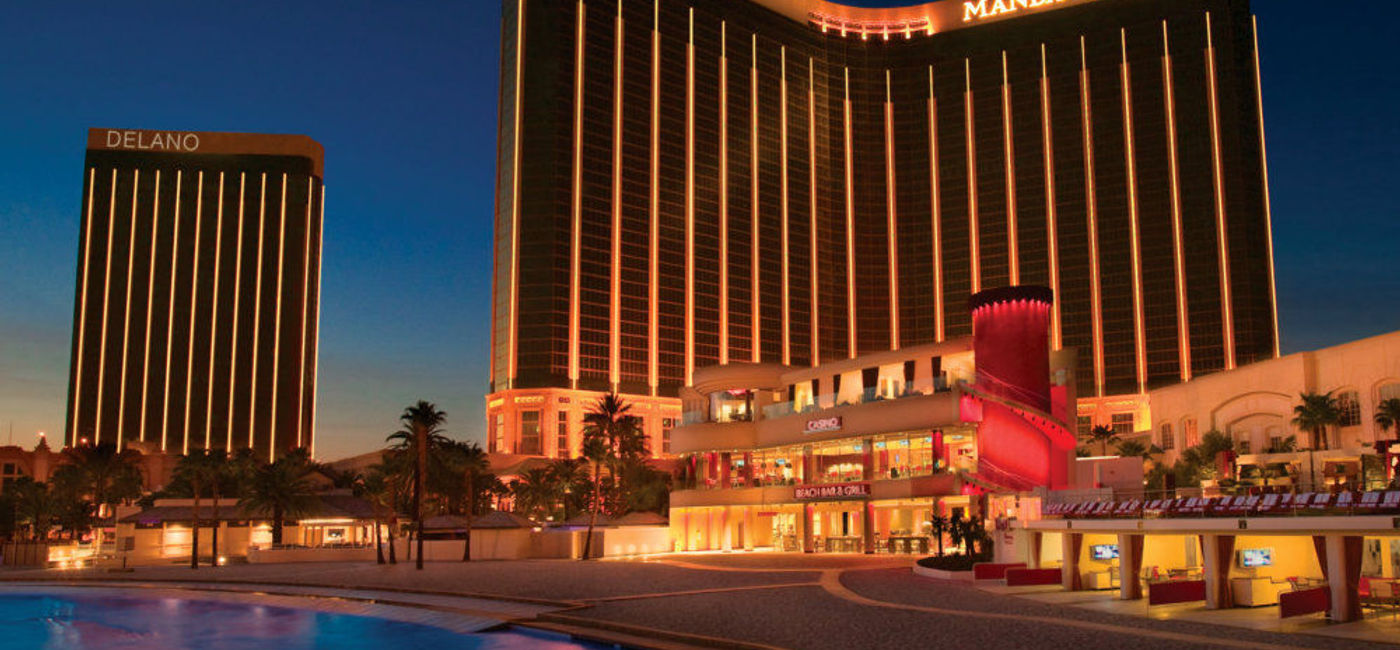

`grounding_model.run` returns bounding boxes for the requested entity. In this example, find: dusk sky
[1,0,1396,461]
